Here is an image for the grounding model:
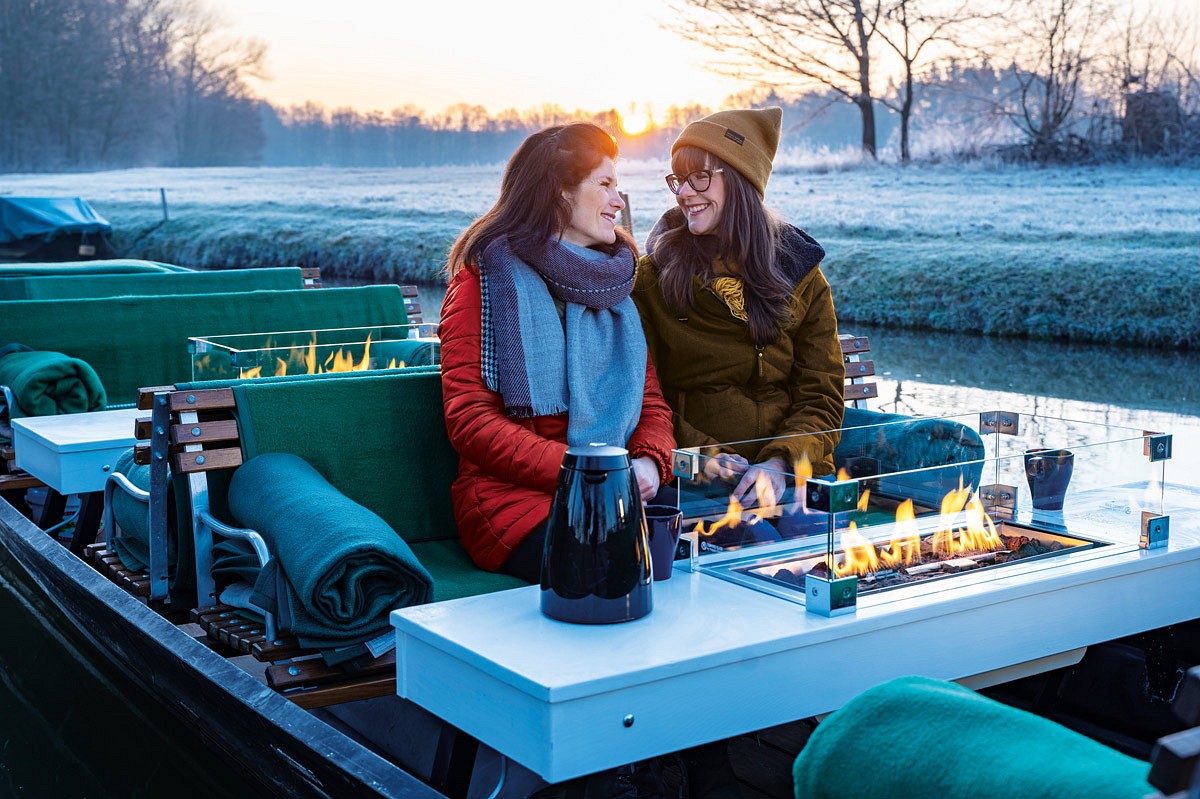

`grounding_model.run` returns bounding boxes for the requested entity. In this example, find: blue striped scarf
[480,238,645,448]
